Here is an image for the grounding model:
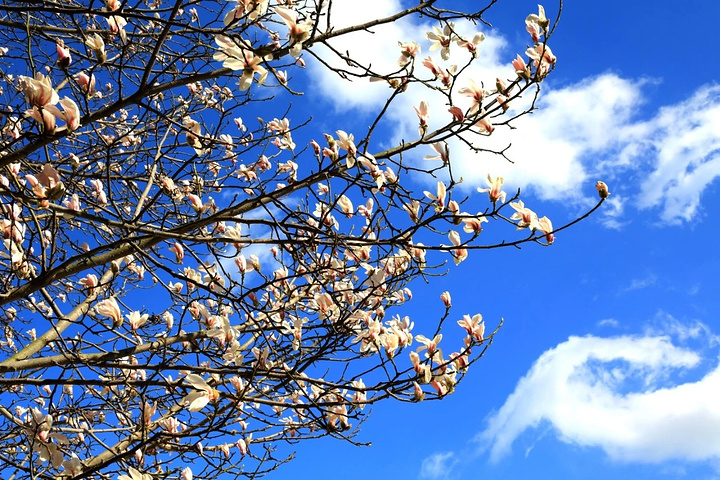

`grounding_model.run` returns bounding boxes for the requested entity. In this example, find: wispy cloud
[597,318,619,328]
[623,273,658,292]
[477,333,720,465]
[419,451,458,480]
